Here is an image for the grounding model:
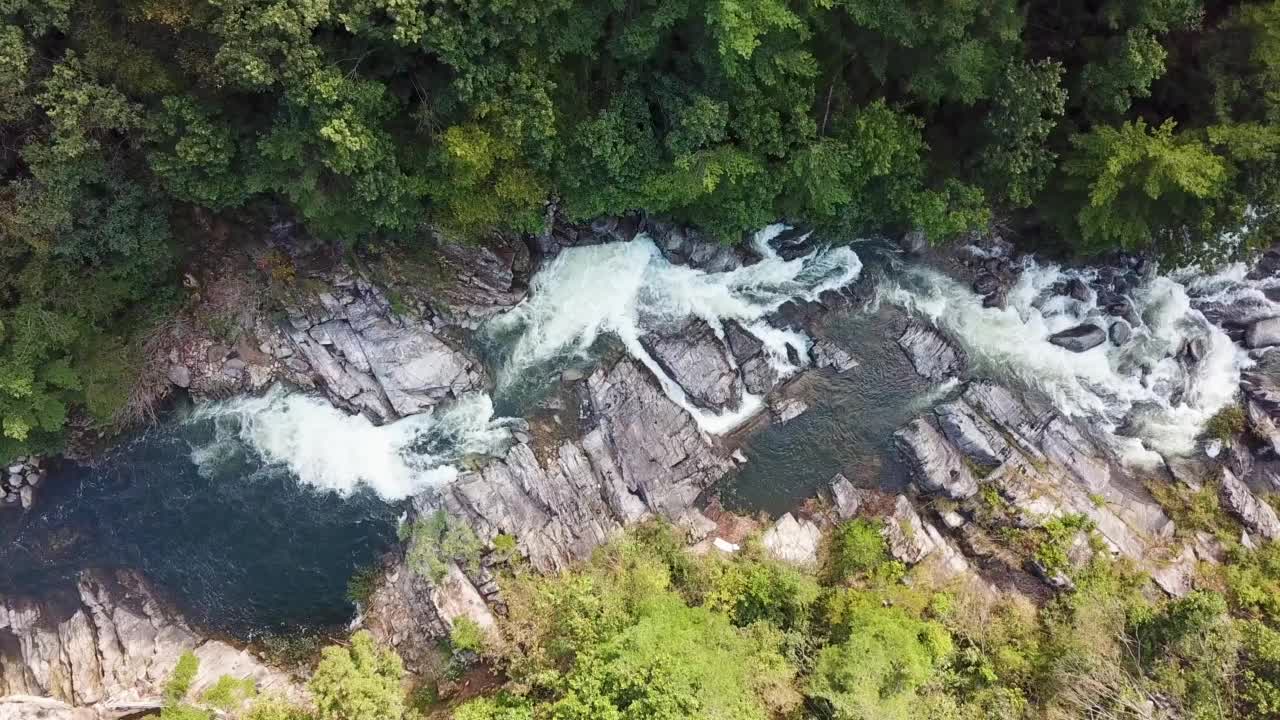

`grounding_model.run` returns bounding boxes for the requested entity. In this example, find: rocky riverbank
[7,215,1280,704]
[0,570,303,719]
